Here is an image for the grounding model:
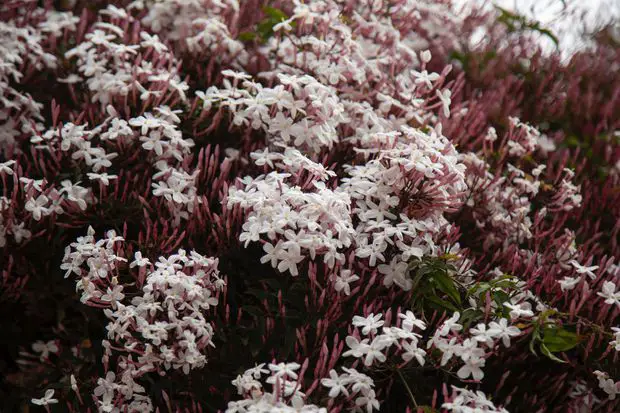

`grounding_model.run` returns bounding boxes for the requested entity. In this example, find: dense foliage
[0,1,618,412]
